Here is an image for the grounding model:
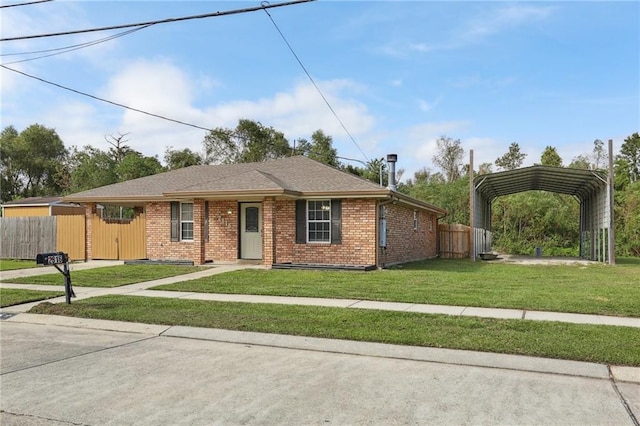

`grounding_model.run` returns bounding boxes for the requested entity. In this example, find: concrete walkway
[1,262,639,329]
